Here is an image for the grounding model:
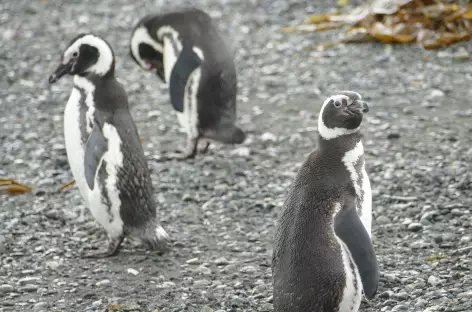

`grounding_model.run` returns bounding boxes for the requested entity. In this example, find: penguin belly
[336,237,363,312]
[63,88,90,206]
[86,123,125,239]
